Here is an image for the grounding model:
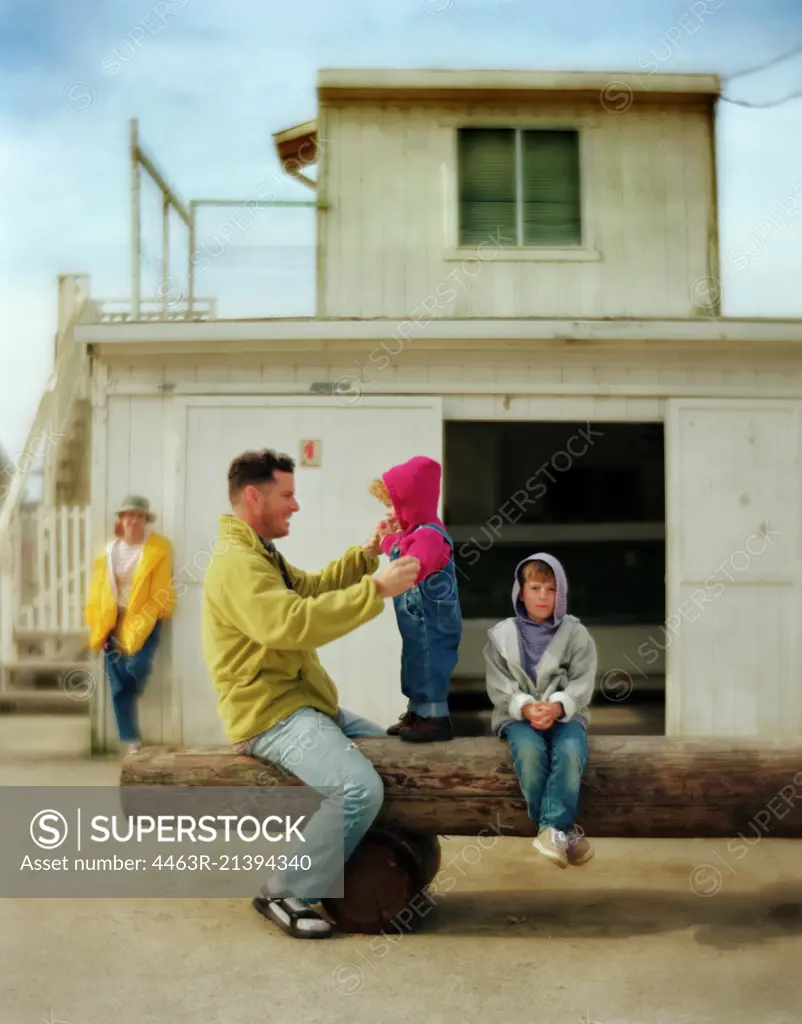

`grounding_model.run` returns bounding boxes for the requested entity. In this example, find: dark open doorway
[443,420,666,736]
